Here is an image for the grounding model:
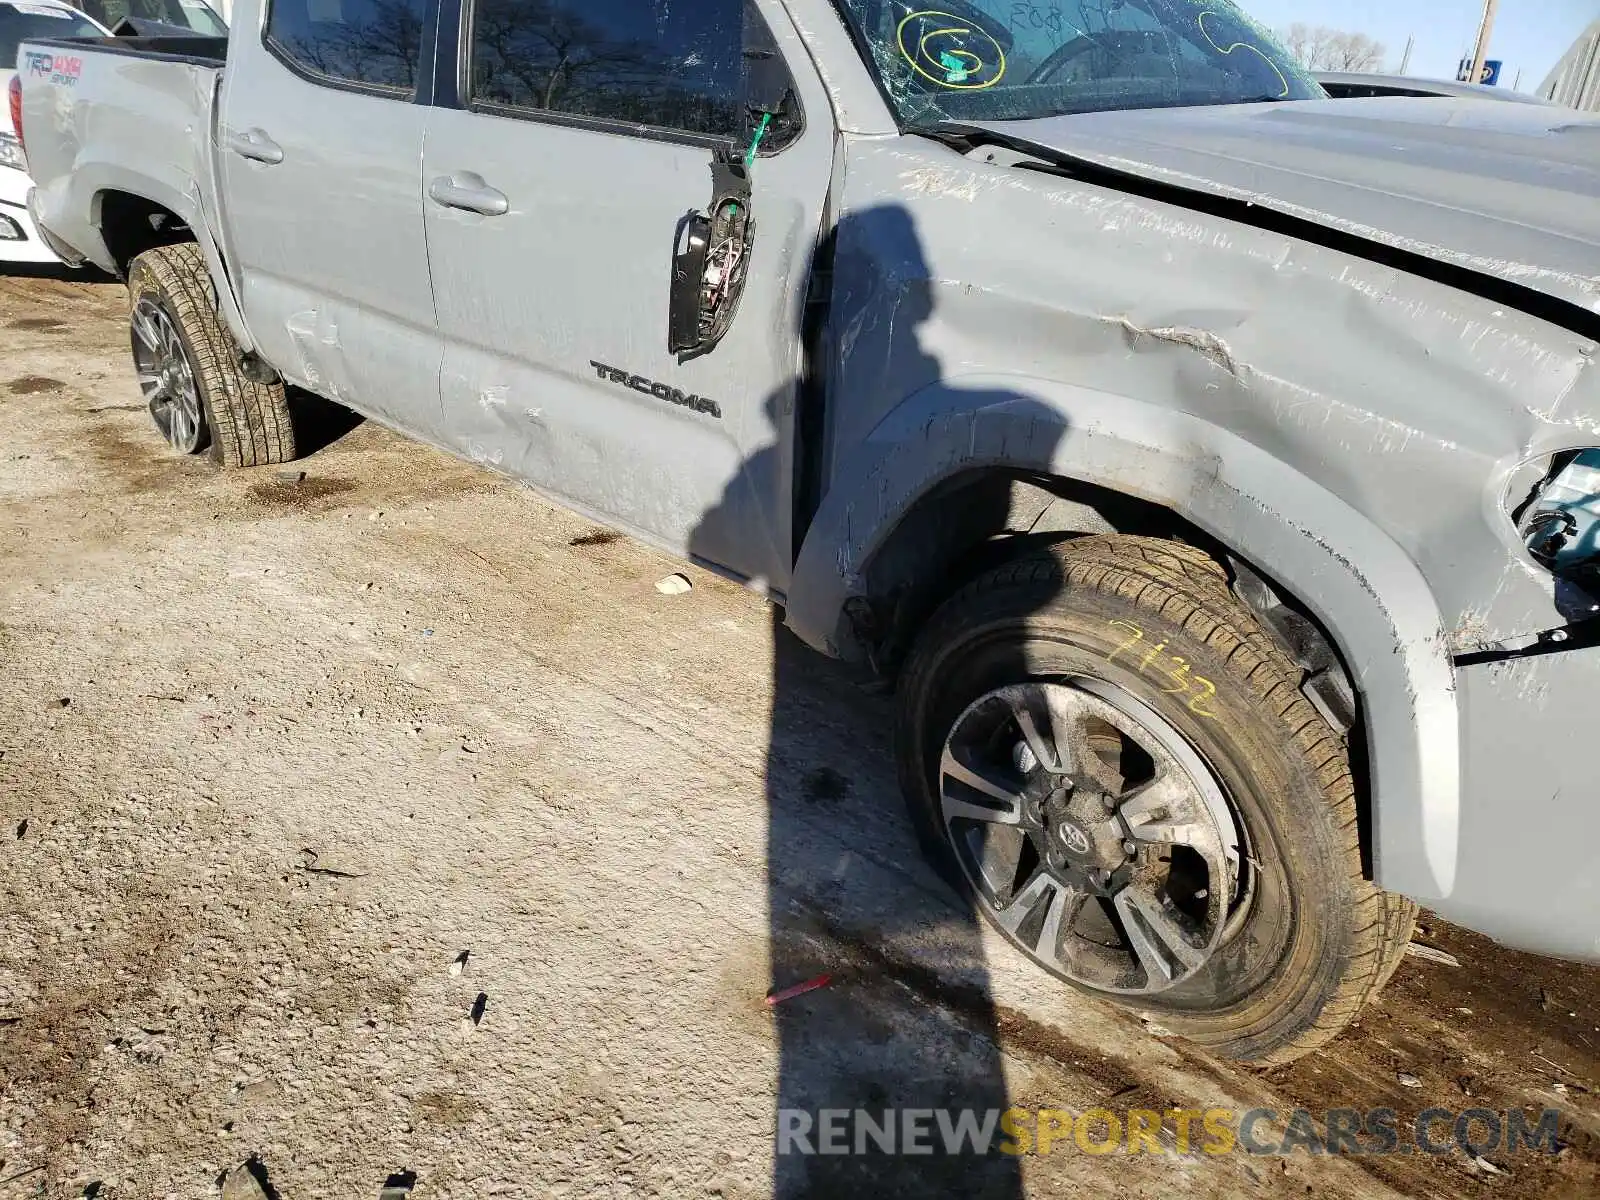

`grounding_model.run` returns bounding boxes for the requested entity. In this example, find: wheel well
[857,468,1377,879]
[853,470,1215,668]
[96,191,194,278]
